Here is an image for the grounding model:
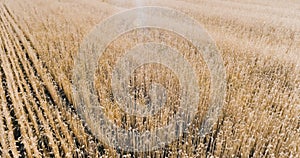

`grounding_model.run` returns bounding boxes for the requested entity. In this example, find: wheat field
[0,0,299,157]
